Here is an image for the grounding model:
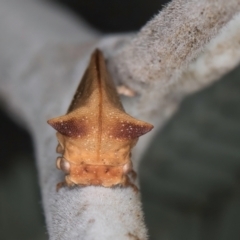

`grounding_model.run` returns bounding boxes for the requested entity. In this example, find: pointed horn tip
[147,123,154,132]
[112,120,154,139]
[47,118,54,126]
[47,117,61,129]
[91,48,104,59]
[47,117,59,124]
[47,117,64,130]
[141,123,154,135]
[93,48,102,54]
[47,117,88,138]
